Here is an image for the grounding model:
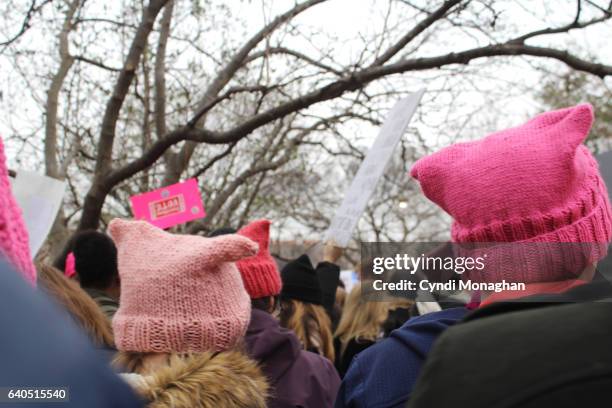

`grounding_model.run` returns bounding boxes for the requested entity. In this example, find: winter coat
[408,279,612,408]
[0,258,142,408]
[335,307,468,408]
[84,287,119,320]
[333,337,375,378]
[122,350,269,408]
[245,308,341,408]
